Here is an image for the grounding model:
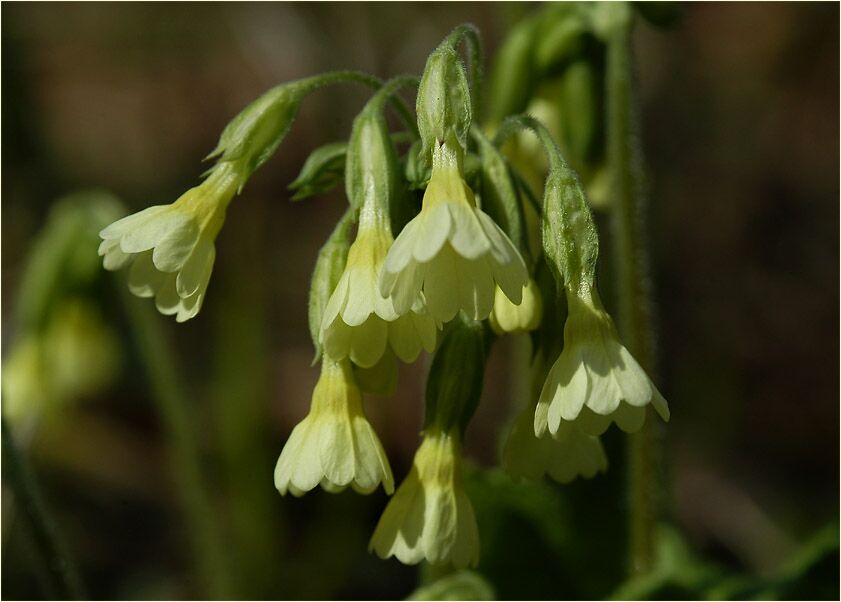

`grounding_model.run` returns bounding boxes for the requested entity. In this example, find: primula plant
[95,4,672,576]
